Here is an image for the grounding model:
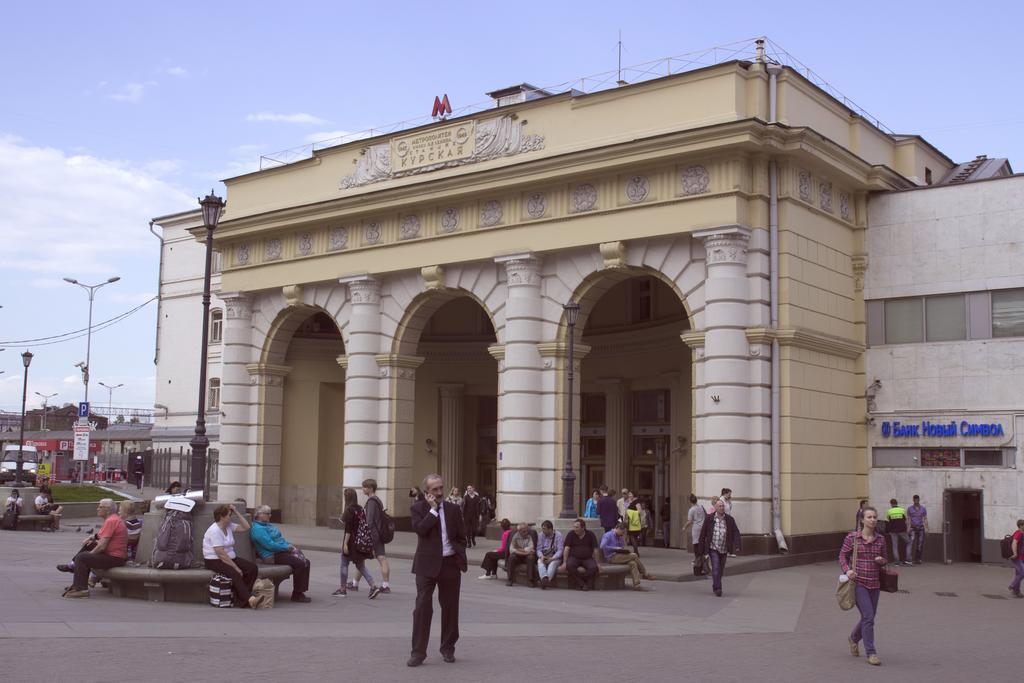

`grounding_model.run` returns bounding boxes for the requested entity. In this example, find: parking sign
[78,402,90,418]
